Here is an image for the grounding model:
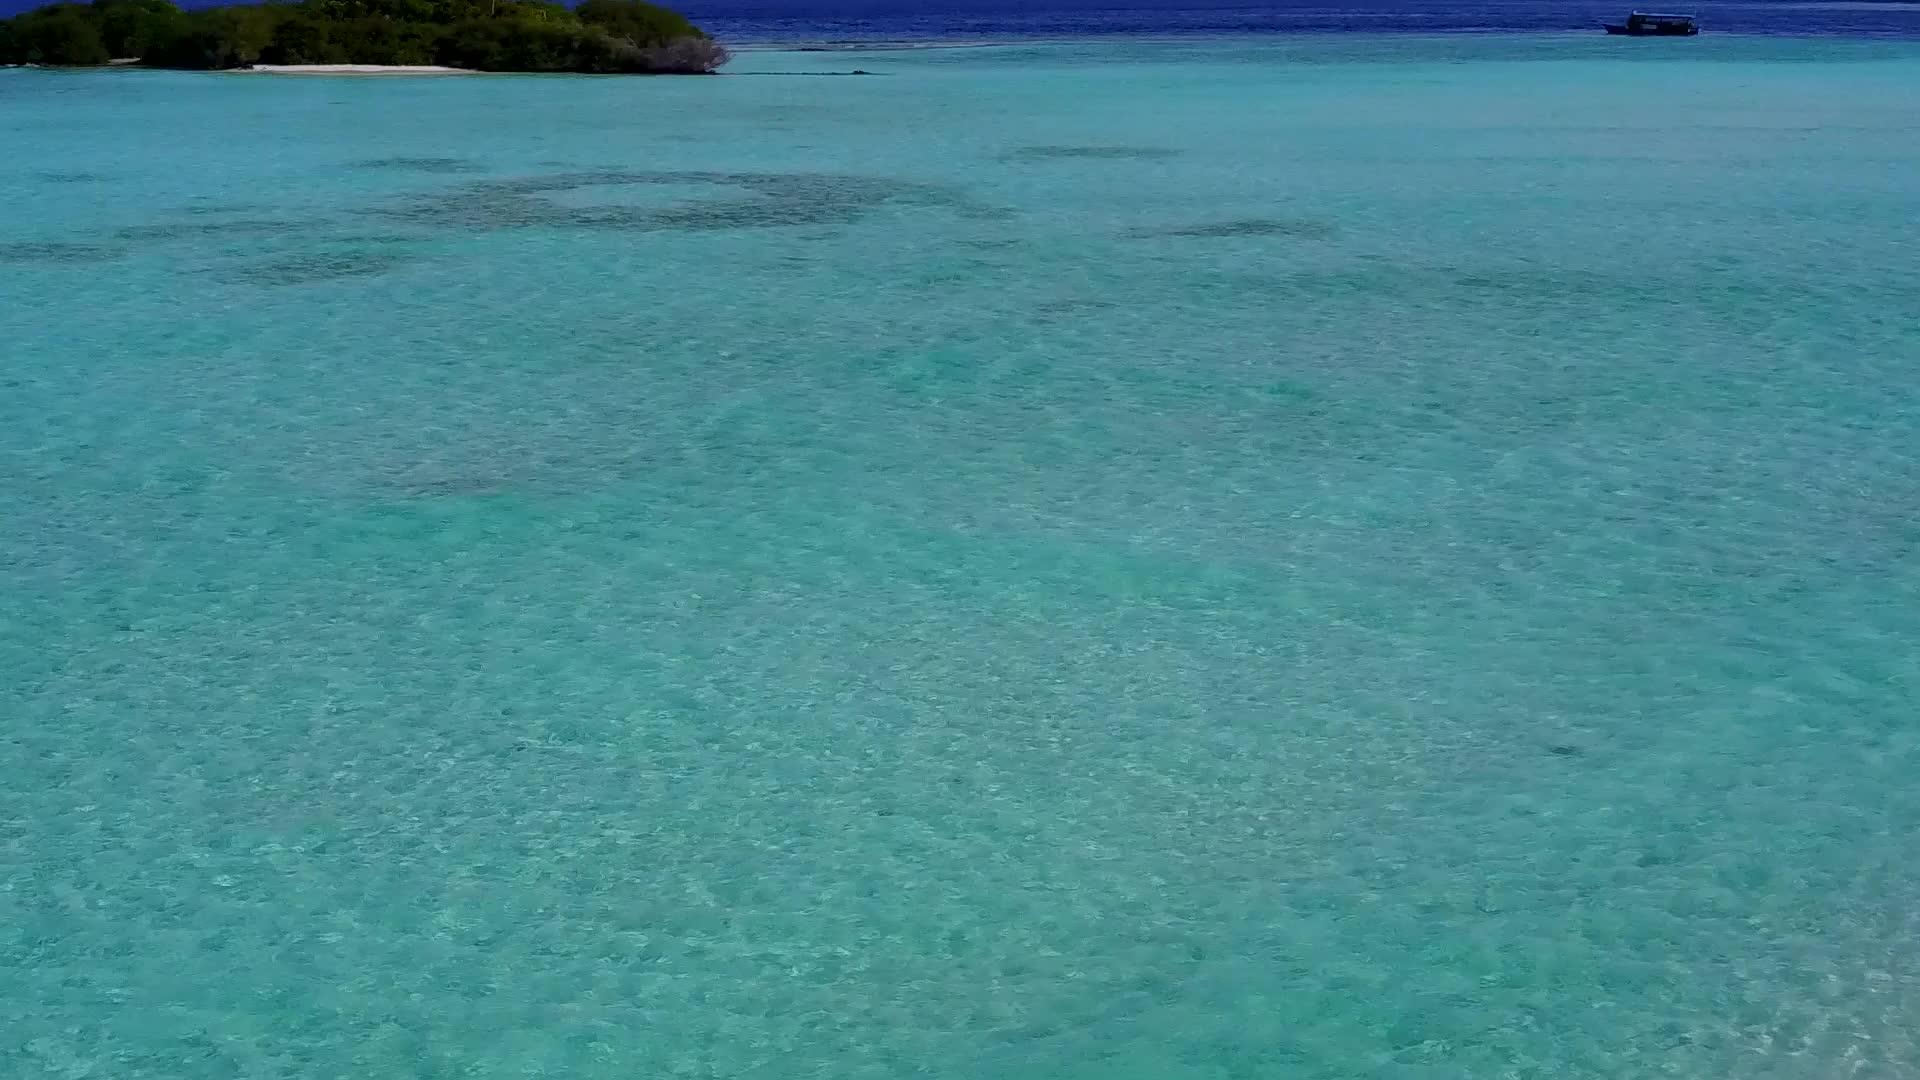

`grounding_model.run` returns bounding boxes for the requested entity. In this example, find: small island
[0,0,730,74]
